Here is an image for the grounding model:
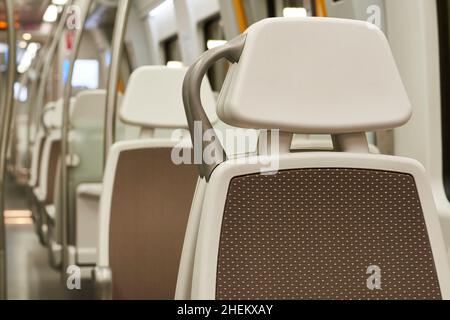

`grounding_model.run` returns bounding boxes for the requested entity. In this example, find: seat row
[27,17,450,300]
